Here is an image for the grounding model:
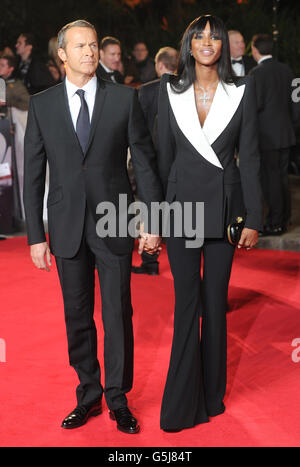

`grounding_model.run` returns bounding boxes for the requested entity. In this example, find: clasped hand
[138,224,162,255]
